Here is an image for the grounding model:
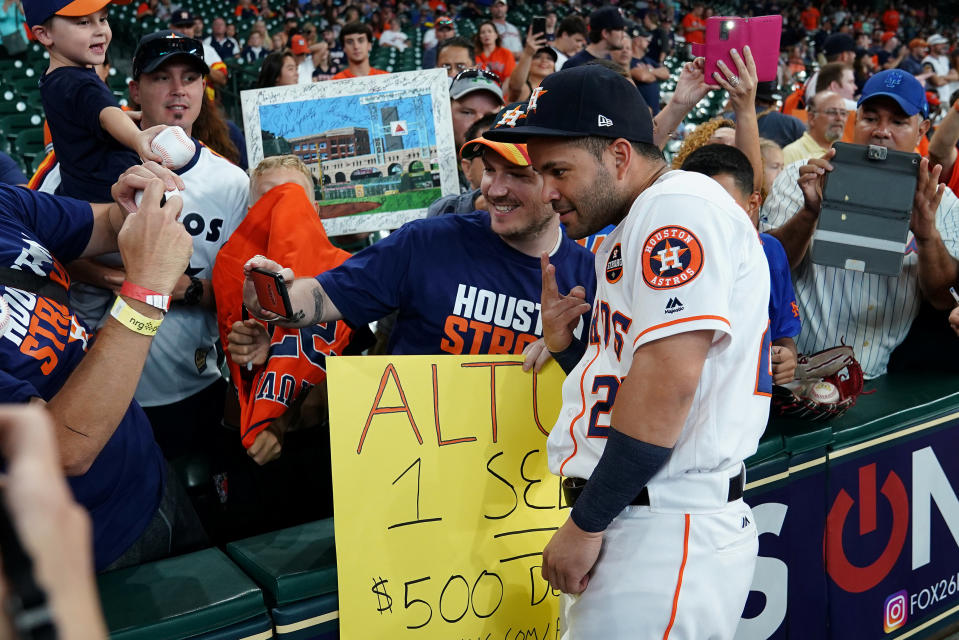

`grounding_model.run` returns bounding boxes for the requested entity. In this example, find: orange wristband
[119,281,170,312]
